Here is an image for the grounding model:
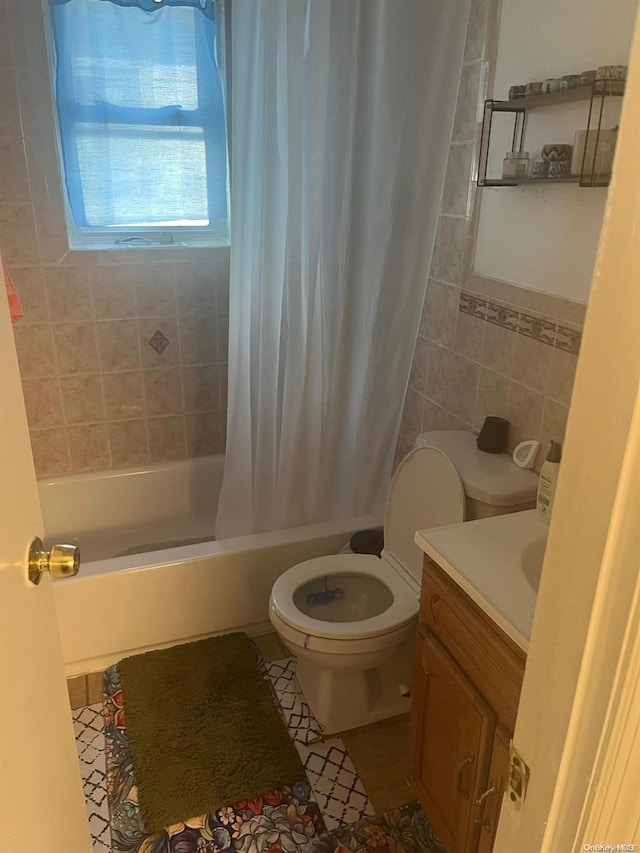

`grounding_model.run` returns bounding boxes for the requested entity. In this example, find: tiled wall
[399,275,584,471]
[396,0,586,473]
[67,670,104,709]
[0,0,229,476]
